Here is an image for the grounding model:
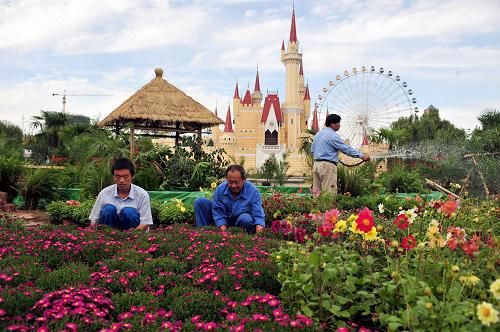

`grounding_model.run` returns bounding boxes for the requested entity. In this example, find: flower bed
[1,195,499,331]
[0,216,315,331]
